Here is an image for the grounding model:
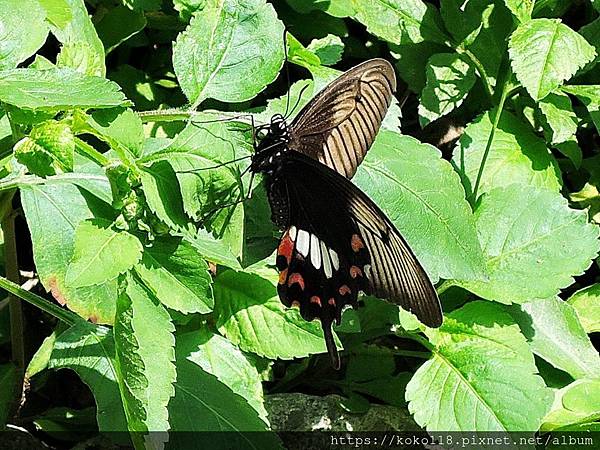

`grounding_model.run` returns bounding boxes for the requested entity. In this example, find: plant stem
[470,79,510,204]
[390,349,431,359]
[0,277,79,326]
[137,108,254,125]
[2,209,25,380]
[74,137,110,167]
[458,47,494,103]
